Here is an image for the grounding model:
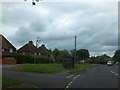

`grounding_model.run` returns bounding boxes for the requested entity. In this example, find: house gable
[0,34,16,53]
